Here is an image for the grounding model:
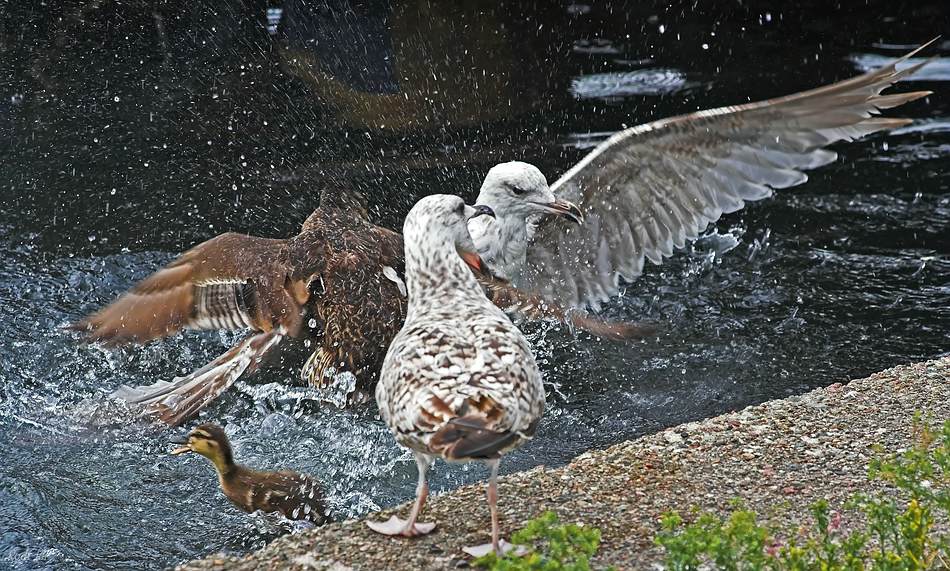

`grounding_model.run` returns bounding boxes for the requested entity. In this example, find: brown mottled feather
[70,233,301,344]
[293,213,407,392]
[224,468,327,524]
[429,414,518,460]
